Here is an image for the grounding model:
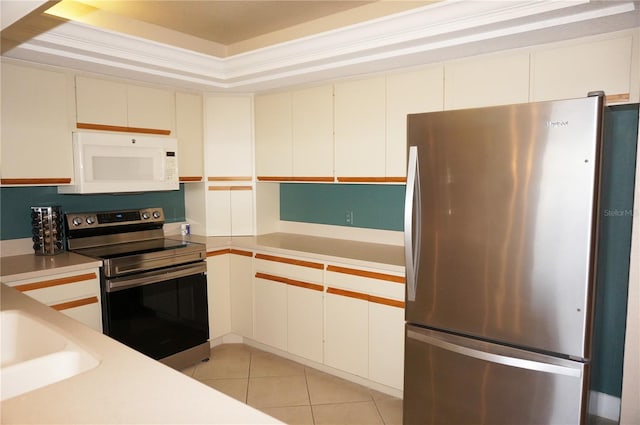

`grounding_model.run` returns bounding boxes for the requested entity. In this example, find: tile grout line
[304,367,317,425]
